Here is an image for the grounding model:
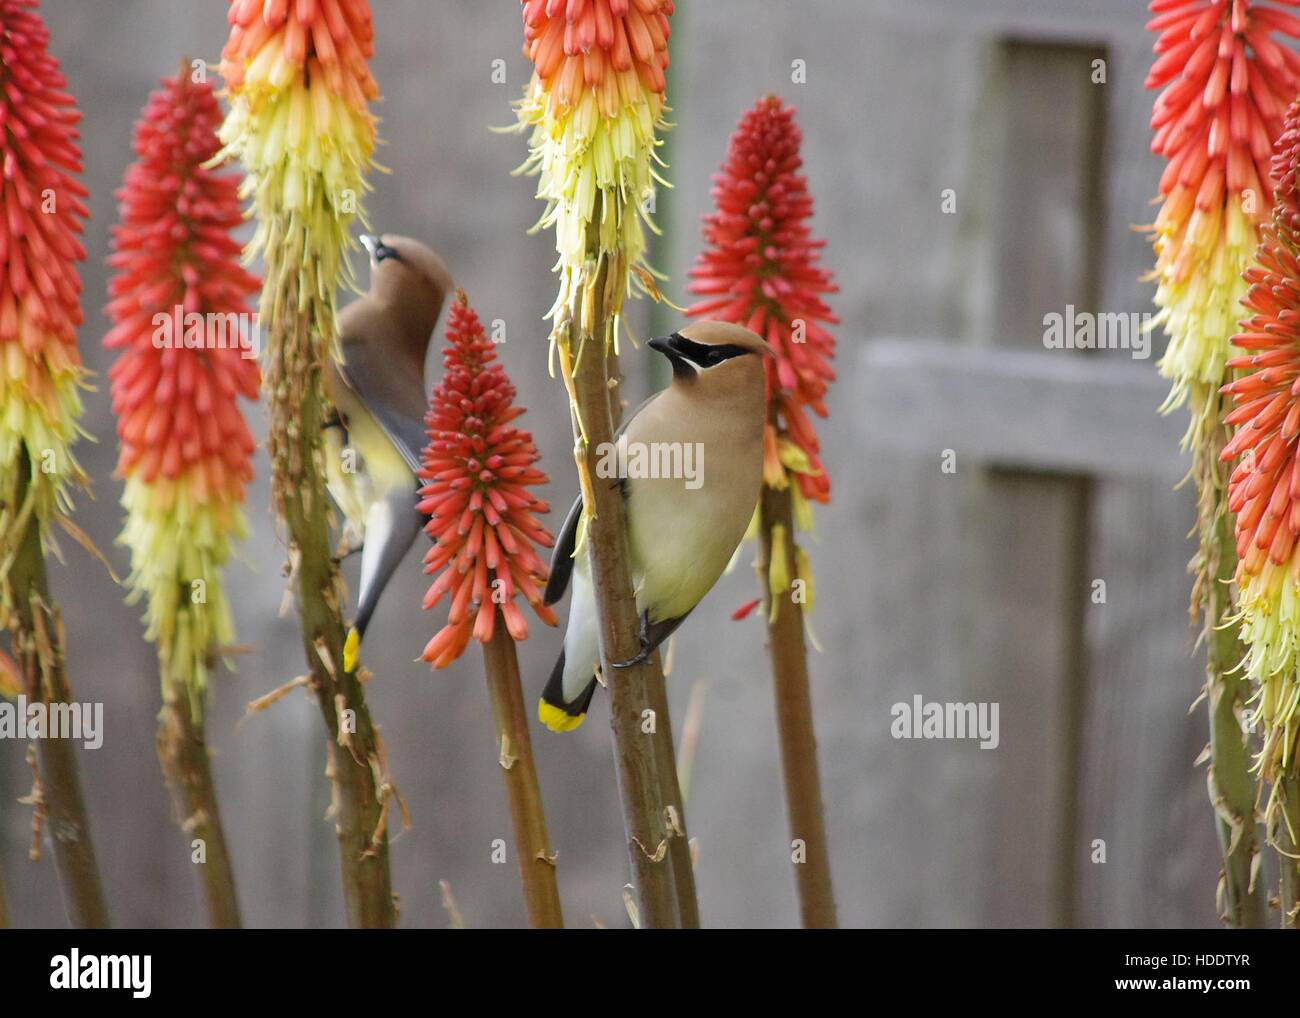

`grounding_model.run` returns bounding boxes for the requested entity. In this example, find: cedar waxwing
[539,321,772,732]
[324,233,452,673]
